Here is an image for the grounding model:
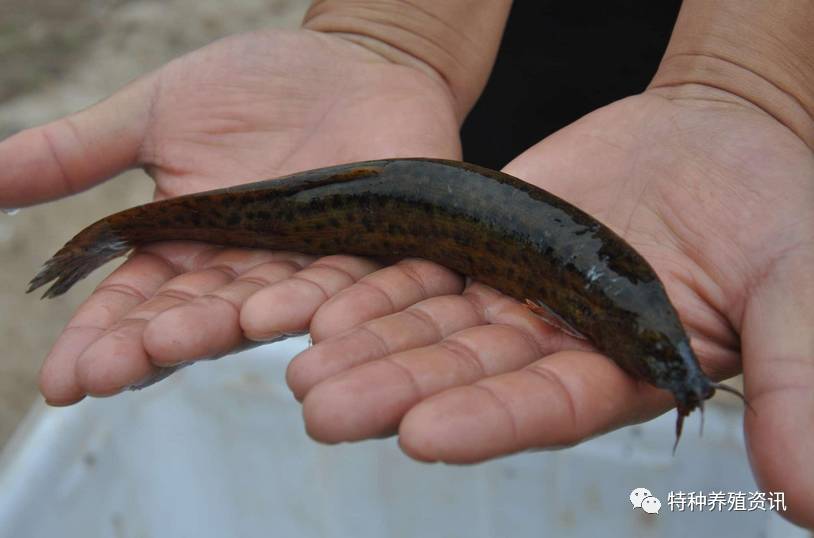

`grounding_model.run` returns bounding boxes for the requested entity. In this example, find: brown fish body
[30,158,736,443]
